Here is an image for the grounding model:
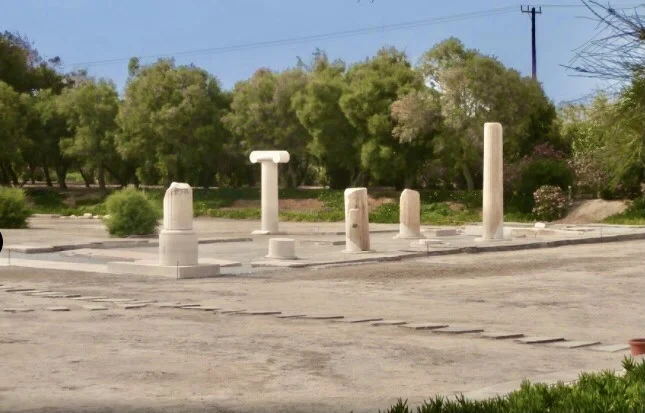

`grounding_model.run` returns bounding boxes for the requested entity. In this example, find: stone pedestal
[481,123,504,240]
[249,151,290,235]
[395,189,423,239]
[344,188,370,253]
[266,238,297,260]
[159,183,198,266]
[107,182,220,279]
